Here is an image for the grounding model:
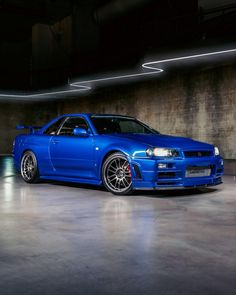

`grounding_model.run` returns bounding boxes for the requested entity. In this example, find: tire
[20,151,40,183]
[102,152,133,195]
